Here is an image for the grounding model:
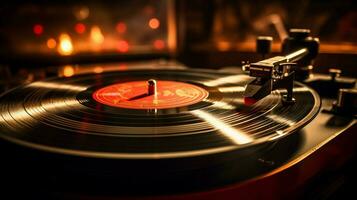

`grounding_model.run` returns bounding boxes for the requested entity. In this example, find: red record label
[92,80,209,109]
